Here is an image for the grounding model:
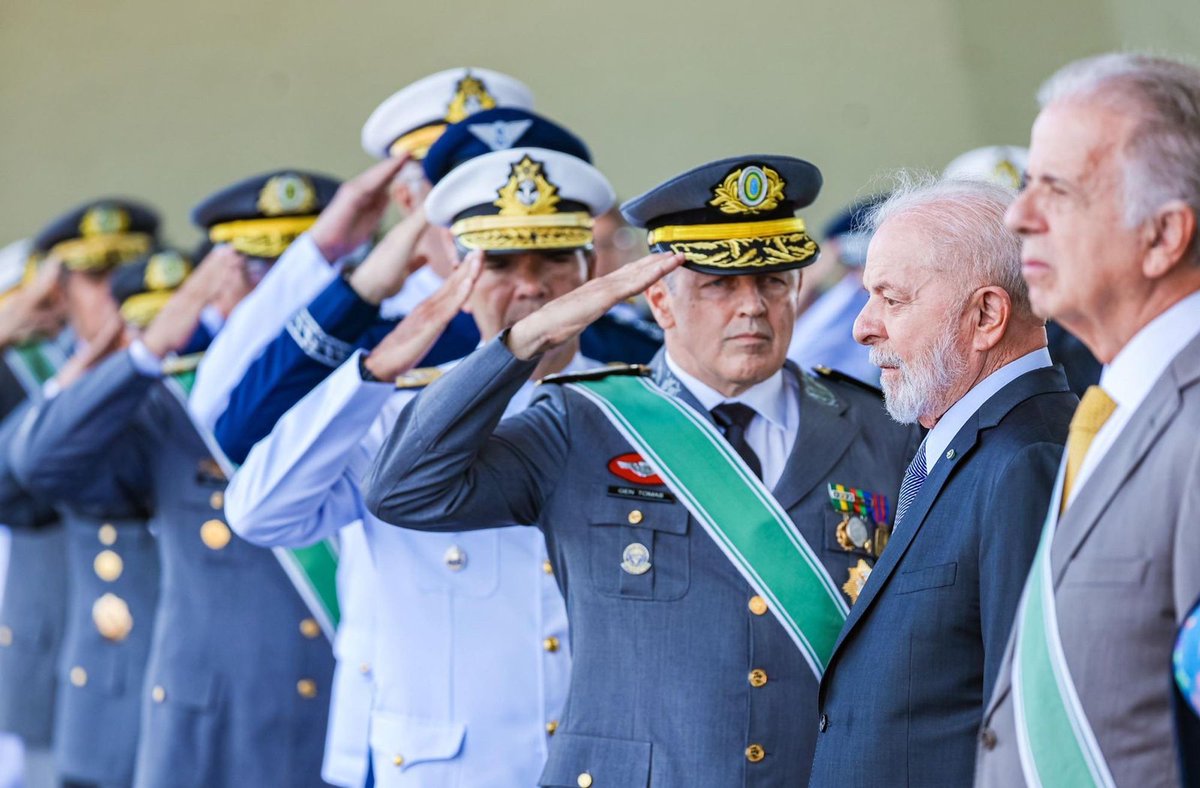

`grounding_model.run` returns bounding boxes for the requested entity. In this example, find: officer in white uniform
[225,144,615,786]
